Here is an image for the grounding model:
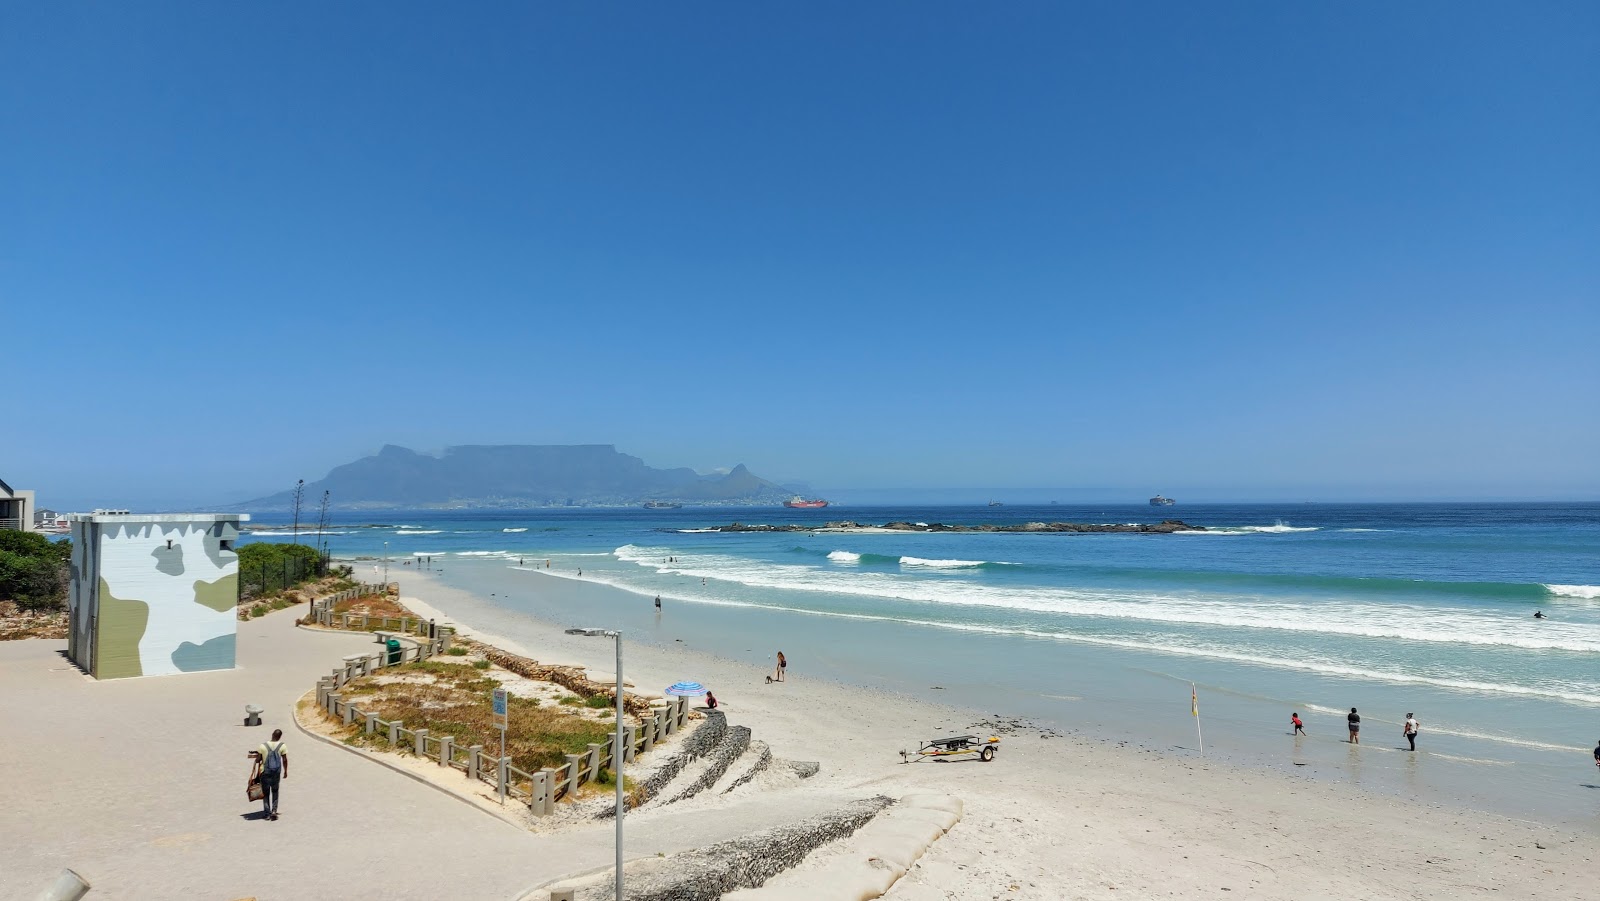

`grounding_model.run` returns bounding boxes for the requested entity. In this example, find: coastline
[384,563,1596,899]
